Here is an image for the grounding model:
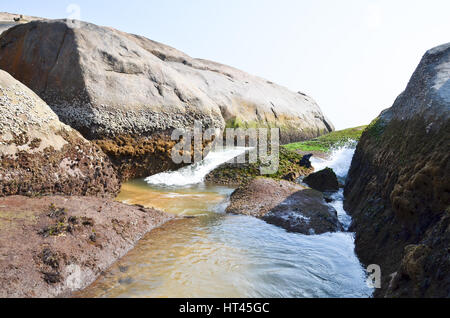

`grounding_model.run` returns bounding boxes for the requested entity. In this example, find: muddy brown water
[76,177,372,298]
[77,147,372,298]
